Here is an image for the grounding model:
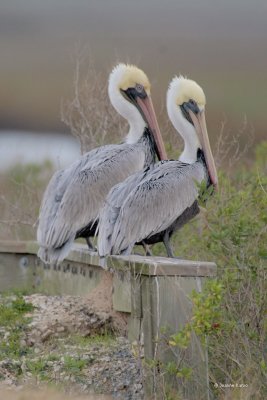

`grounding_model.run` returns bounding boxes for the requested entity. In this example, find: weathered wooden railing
[0,241,216,399]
